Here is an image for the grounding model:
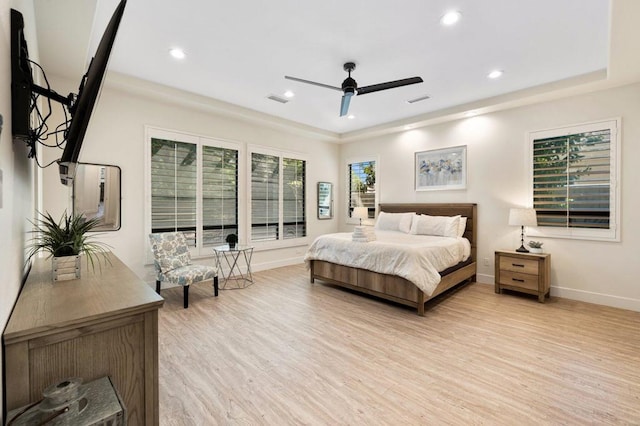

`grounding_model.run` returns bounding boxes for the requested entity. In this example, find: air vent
[407,95,431,104]
[267,94,289,104]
